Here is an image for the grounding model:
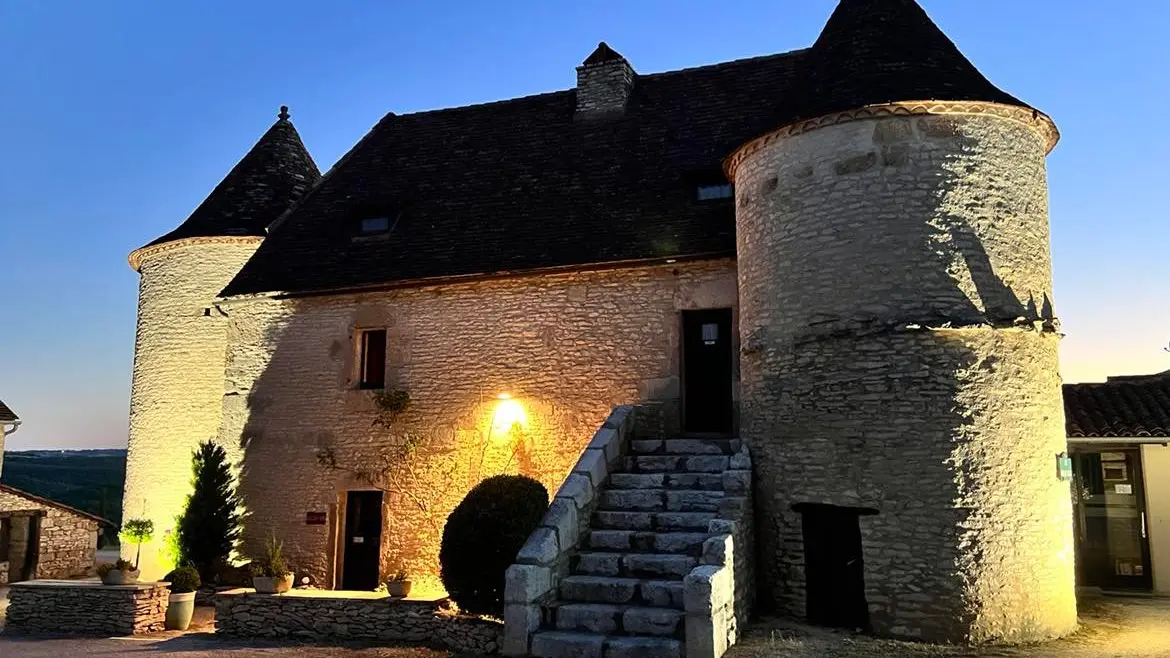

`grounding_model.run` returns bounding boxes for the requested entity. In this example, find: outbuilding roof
[1064,372,1170,438]
[217,0,1032,297]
